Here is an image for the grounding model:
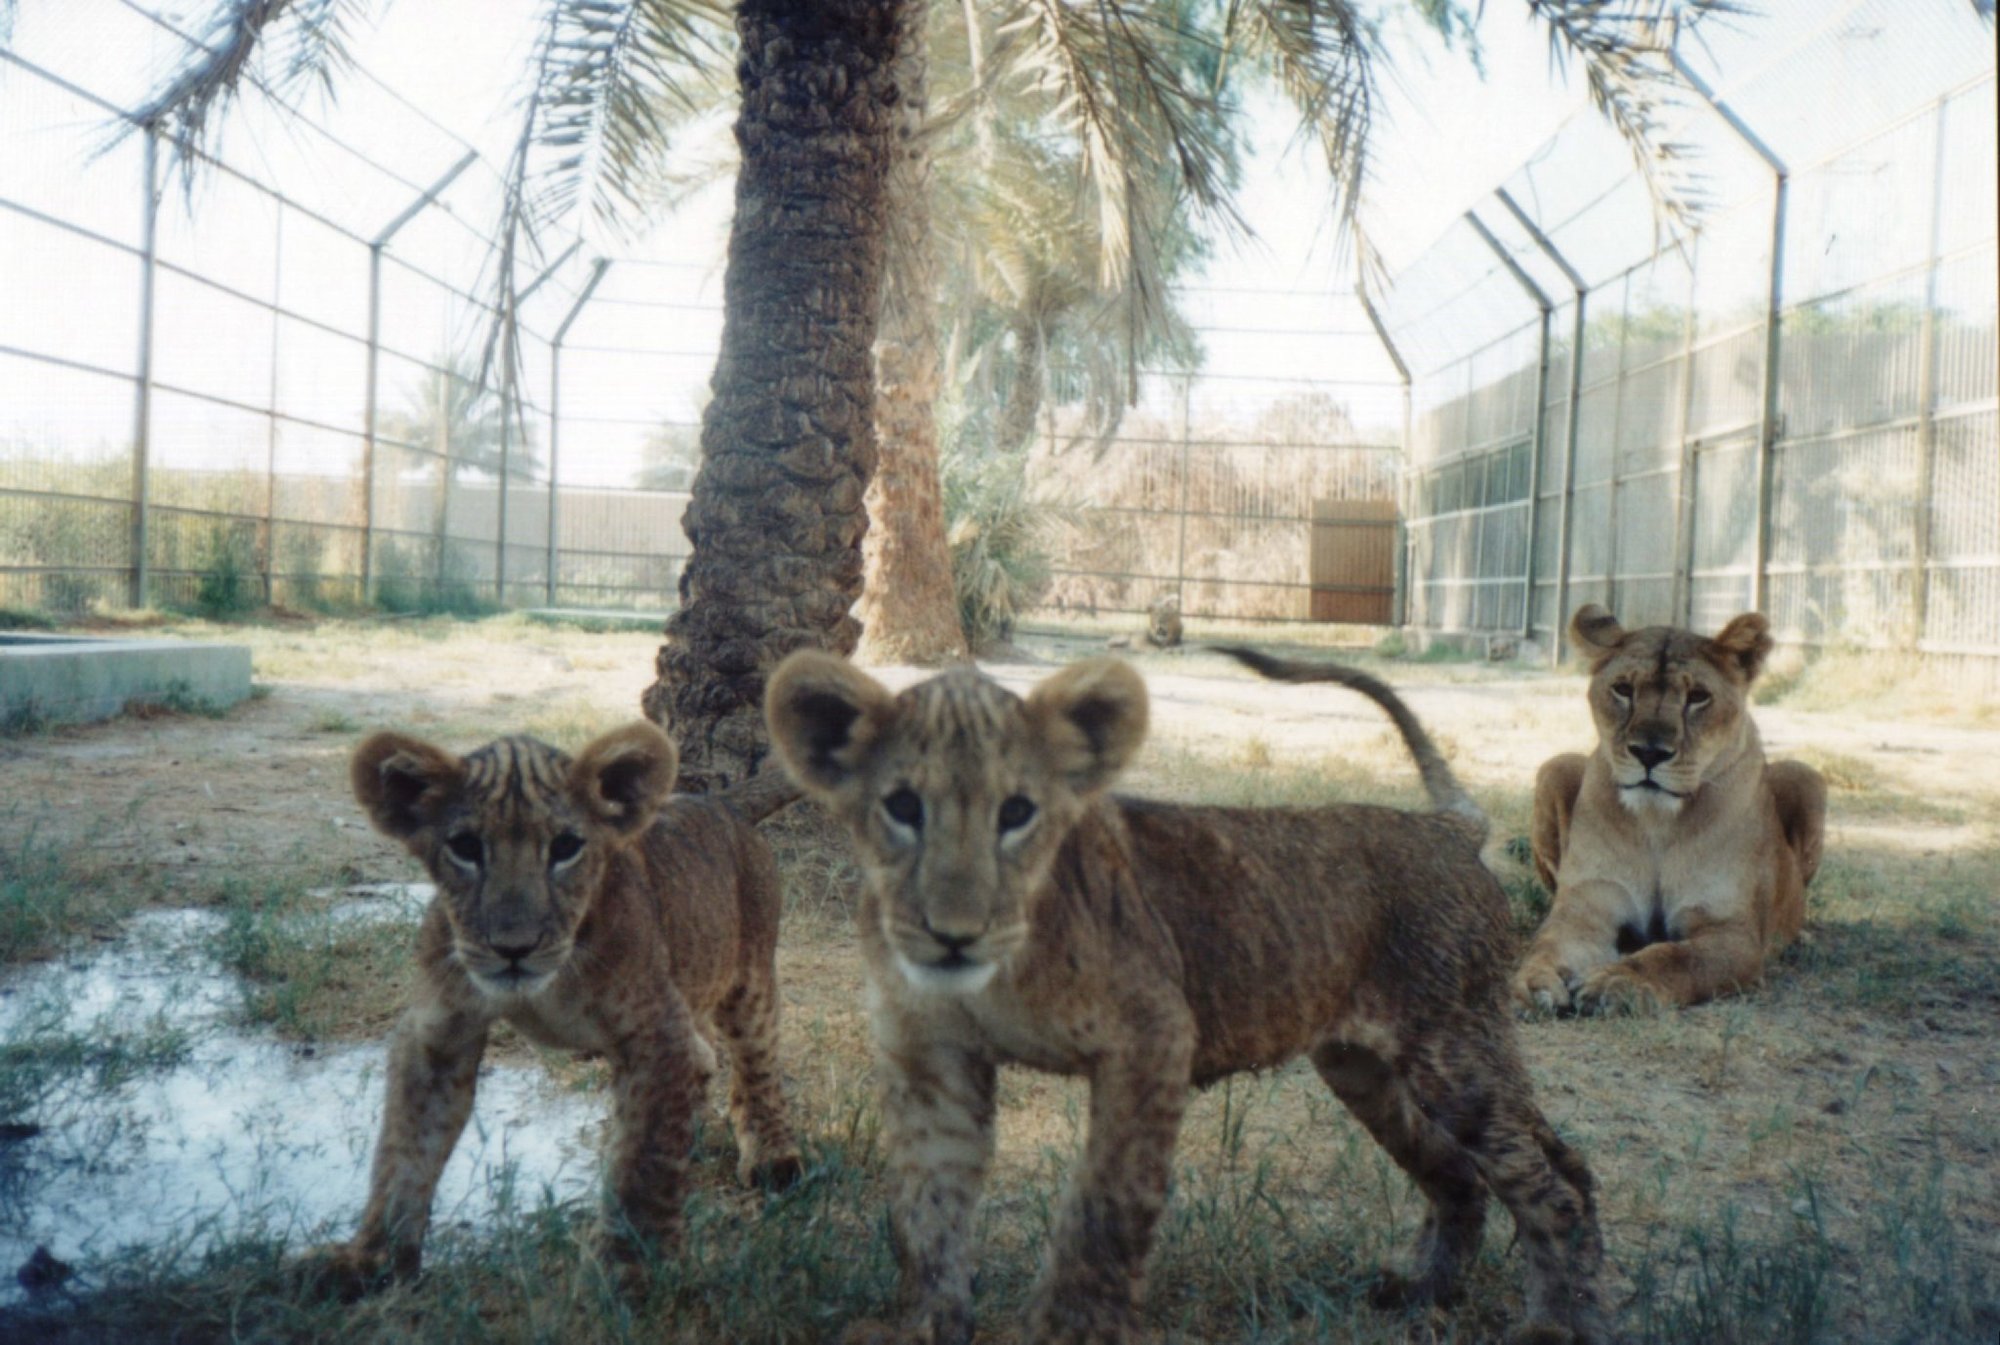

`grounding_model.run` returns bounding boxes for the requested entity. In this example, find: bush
[942,446,1070,649]
[192,523,261,619]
